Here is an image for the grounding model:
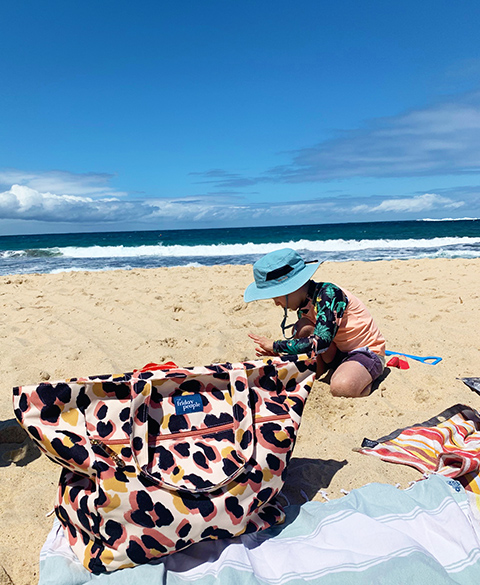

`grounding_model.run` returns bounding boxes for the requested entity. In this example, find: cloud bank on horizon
[1,93,480,231]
